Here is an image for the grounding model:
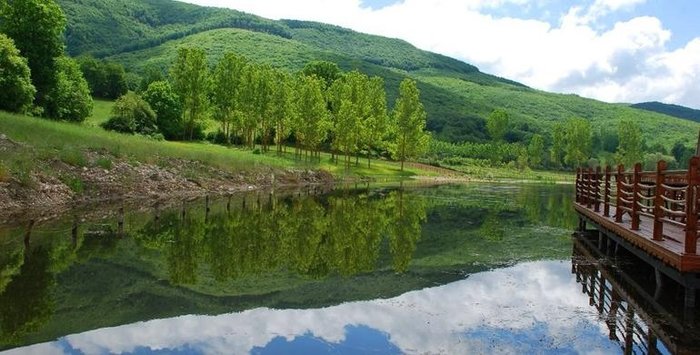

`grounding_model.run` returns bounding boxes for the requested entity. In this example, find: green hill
[631,101,700,123]
[56,0,699,147]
